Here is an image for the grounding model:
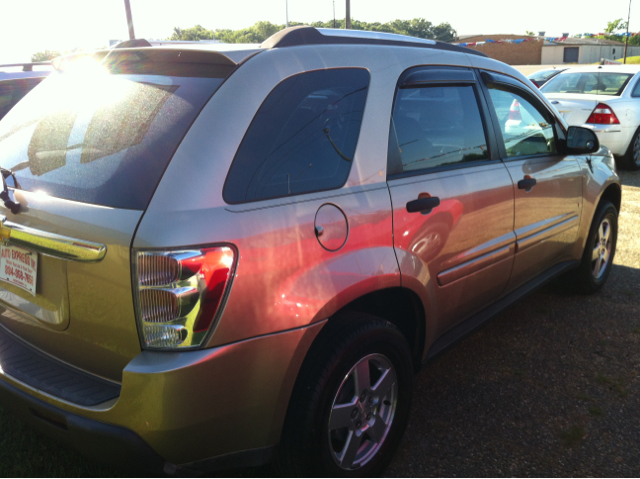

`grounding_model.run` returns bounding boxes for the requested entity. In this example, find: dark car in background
[527,67,567,88]
[0,63,52,120]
